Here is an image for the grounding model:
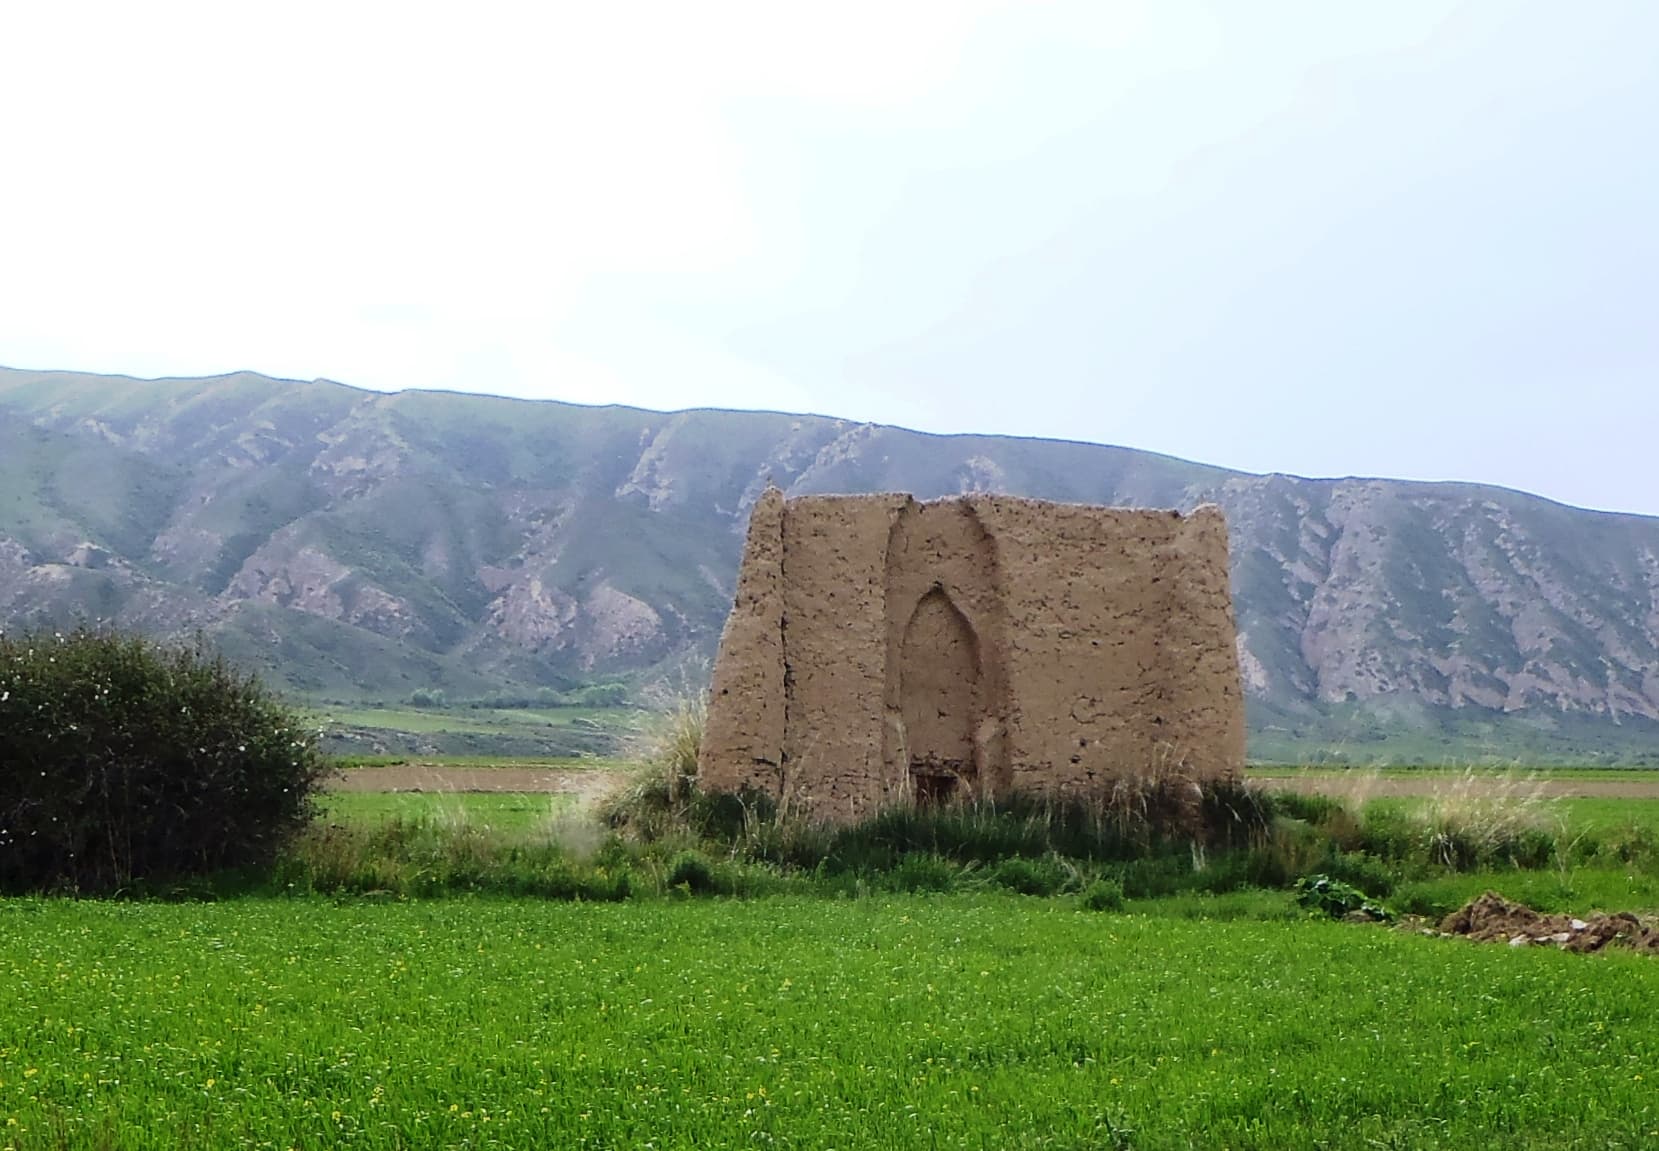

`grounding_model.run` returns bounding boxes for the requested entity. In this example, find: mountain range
[3,365,1657,763]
